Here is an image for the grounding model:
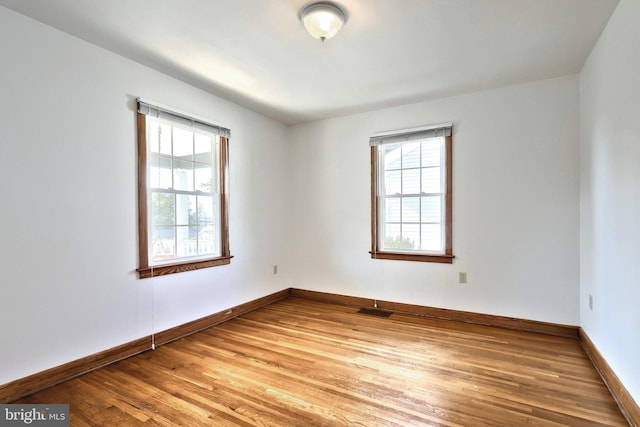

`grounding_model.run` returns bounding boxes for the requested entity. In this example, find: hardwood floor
[16,297,628,426]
